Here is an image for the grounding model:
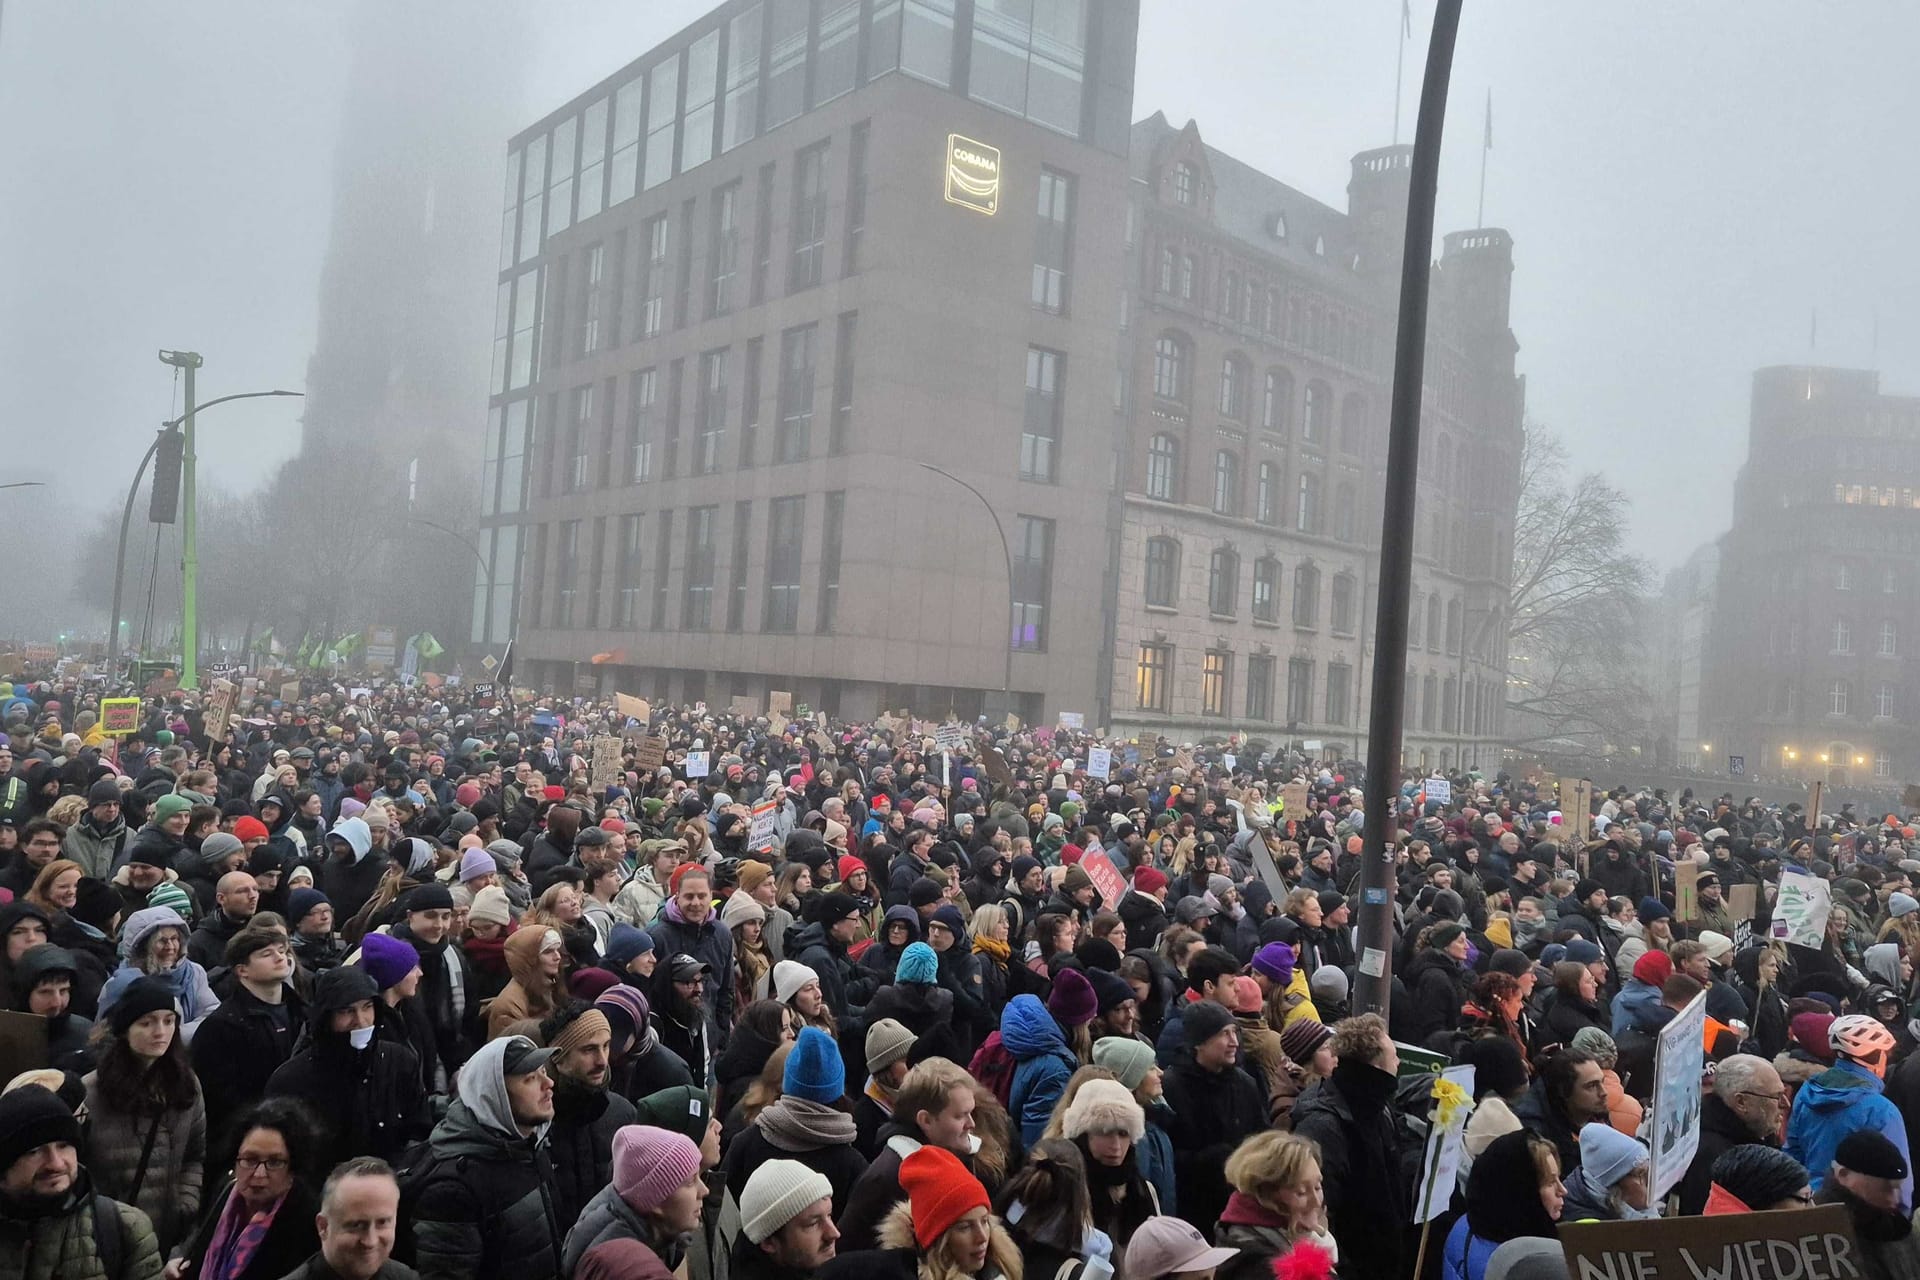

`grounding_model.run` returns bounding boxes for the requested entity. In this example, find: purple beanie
[1047,968,1098,1028]
[458,847,497,883]
[612,1125,703,1213]
[358,932,420,992]
[1252,941,1296,985]
[596,984,652,1055]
